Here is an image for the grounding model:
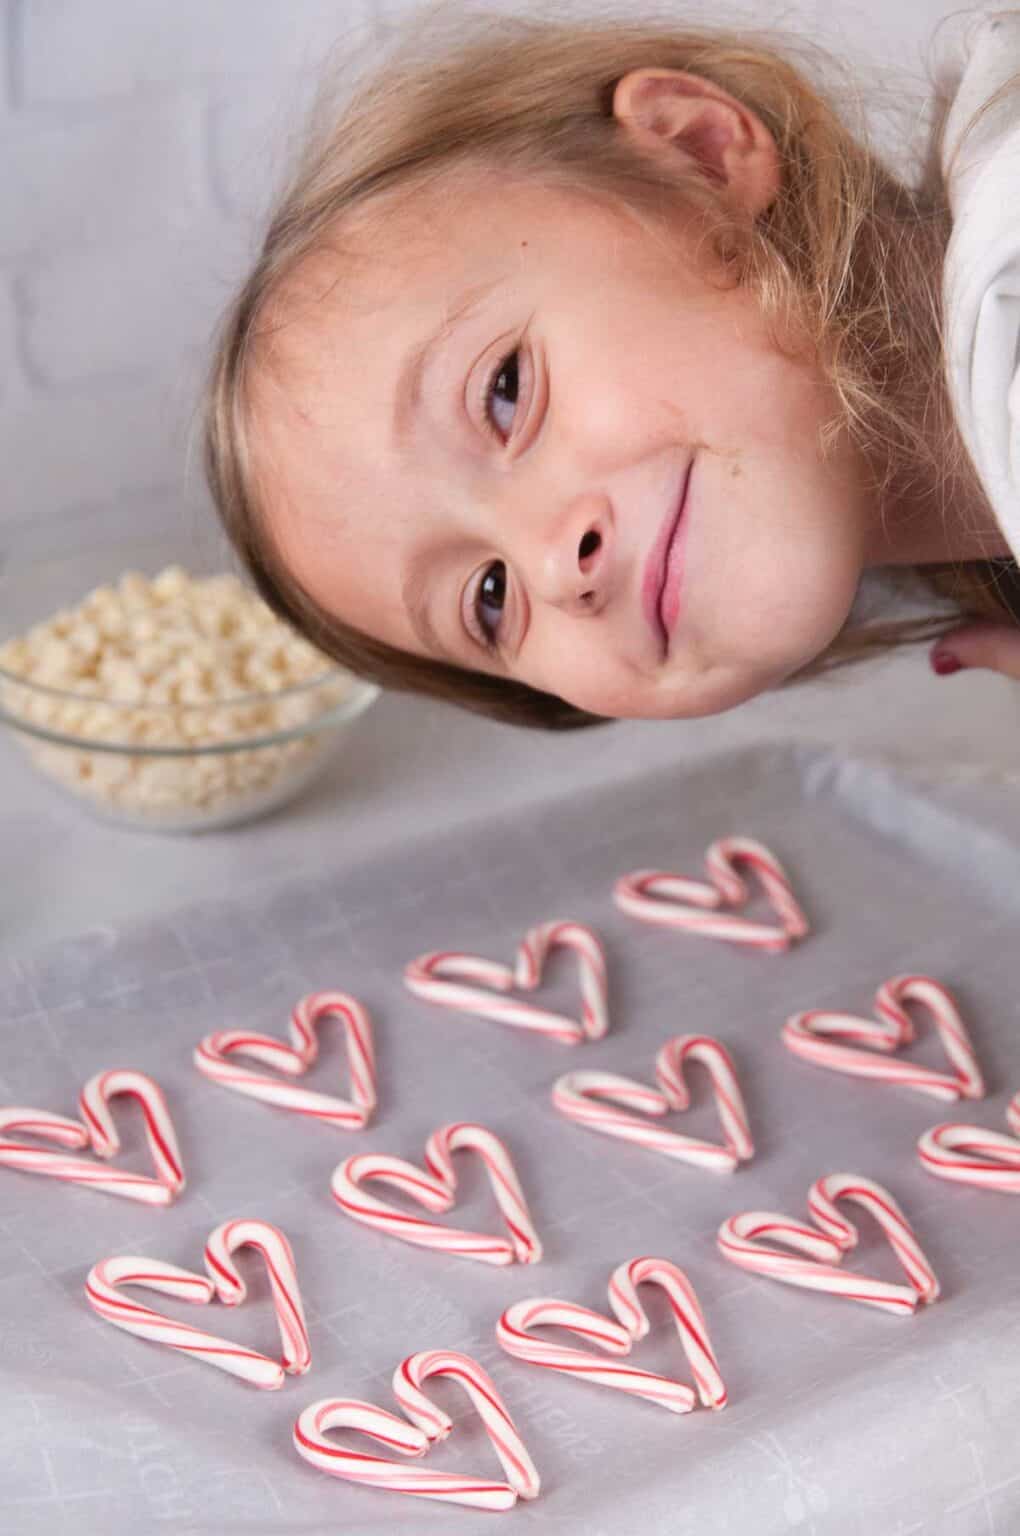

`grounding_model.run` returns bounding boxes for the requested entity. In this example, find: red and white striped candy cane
[655,1035,754,1163]
[85,1254,286,1388]
[204,1219,311,1375]
[917,1092,1020,1192]
[808,1172,939,1304]
[424,1123,542,1263]
[194,991,376,1128]
[331,1121,541,1266]
[608,1257,727,1409]
[551,1071,723,1165]
[0,1075,182,1207]
[514,921,609,1041]
[497,1295,693,1413]
[405,920,608,1046]
[292,1397,517,1510]
[614,835,808,953]
[783,976,984,1103]
[394,1350,540,1500]
[79,1069,185,1198]
[497,1256,725,1414]
[717,1171,939,1316]
[0,1107,127,1195]
[552,1033,752,1173]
